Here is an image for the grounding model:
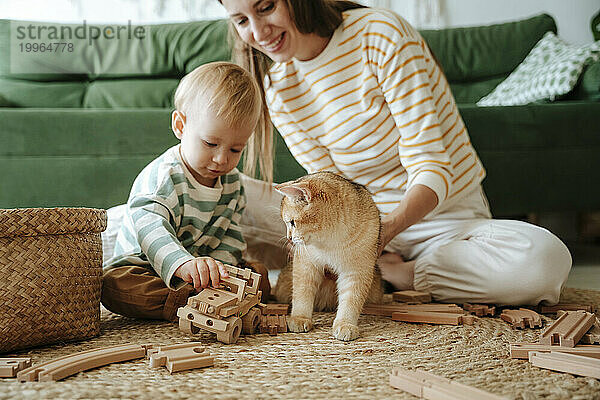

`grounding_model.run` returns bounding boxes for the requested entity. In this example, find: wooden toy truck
[177,265,263,344]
